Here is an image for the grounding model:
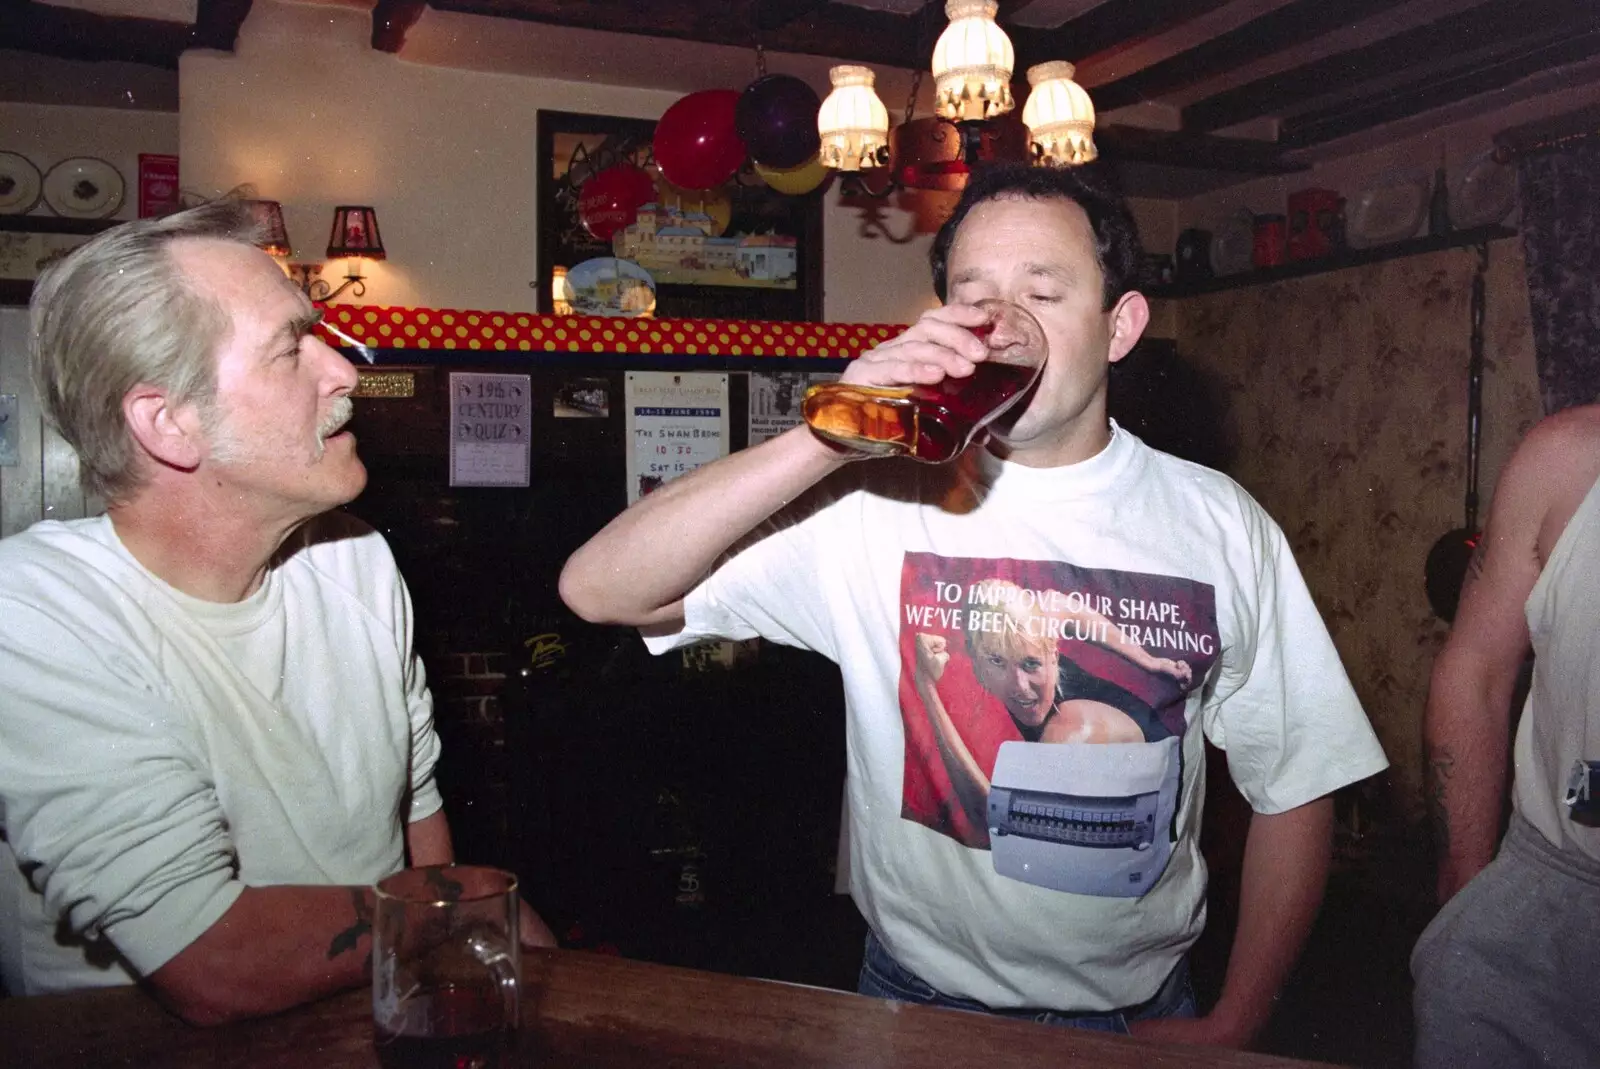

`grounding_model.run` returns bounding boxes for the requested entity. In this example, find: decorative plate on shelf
[566,257,657,317]
[0,151,43,215]
[42,156,125,219]
[1450,150,1517,230]
[1347,170,1429,248]
[1210,210,1256,276]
